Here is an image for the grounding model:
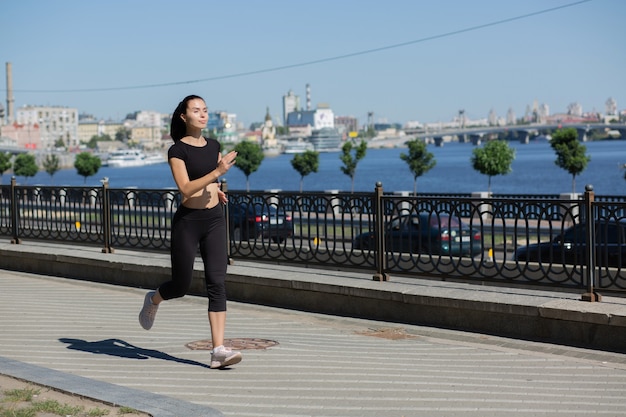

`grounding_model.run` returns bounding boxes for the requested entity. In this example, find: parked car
[228,202,293,243]
[353,213,482,256]
[514,219,626,267]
